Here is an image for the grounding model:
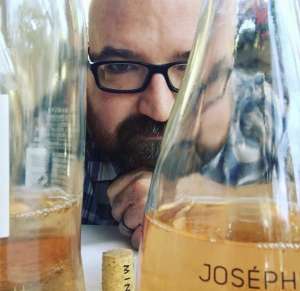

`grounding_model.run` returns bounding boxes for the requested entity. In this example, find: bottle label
[140,213,300,291]
[25,146,50,187]
[48,107,81,192]
[0,95,10,238]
